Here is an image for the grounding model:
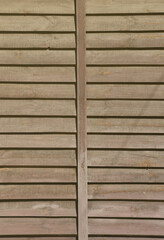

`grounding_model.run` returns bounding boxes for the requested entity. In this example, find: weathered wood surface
[0,134,76,148]
[87,100,164,116]
[0,0,74,14]
[0,150,76,166]
[1,238,76,240]
[0,201,76,217]
[0,67,75,82]
[89,219,164,235]
[88,201,164,218]
[88,184,164,200]
[87,50,164,65]
[87,67,164,83]
[0,218,76,235]
[88,150,164,167]
[89,238,161,240]
[0,118,76,133]
[0,50,75,65]
[86,0,164,14]
[0,100,76,116]
[87,33,164,49]
[87,118,164,133]
[0,168,76,183]
[0,16,75,32]
[0,185,76,200]
[88,168,164,183]
[86,16,164,31]
[0,84,76,98]
[88,135,164,149]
